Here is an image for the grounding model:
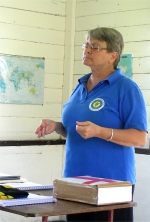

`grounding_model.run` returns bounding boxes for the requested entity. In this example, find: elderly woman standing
[35,27,147,221]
